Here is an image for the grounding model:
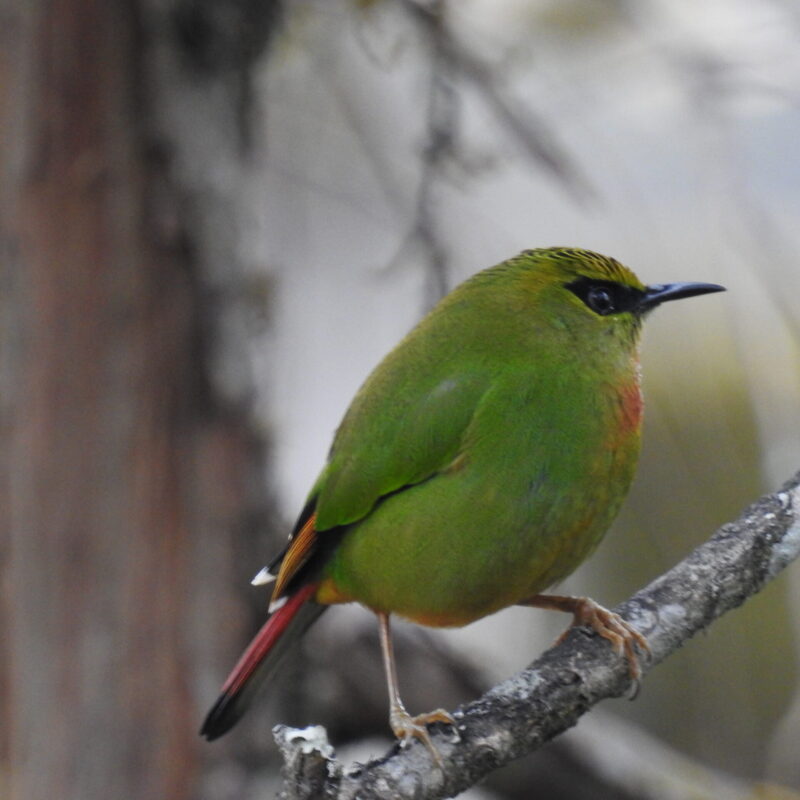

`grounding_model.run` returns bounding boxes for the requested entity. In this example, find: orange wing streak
[271,512,318,601]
